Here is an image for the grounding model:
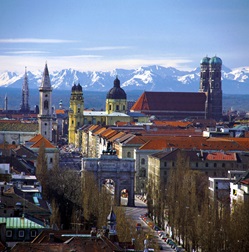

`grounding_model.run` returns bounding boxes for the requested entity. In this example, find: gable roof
[131,91,206,112]
[139,136,249,152]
